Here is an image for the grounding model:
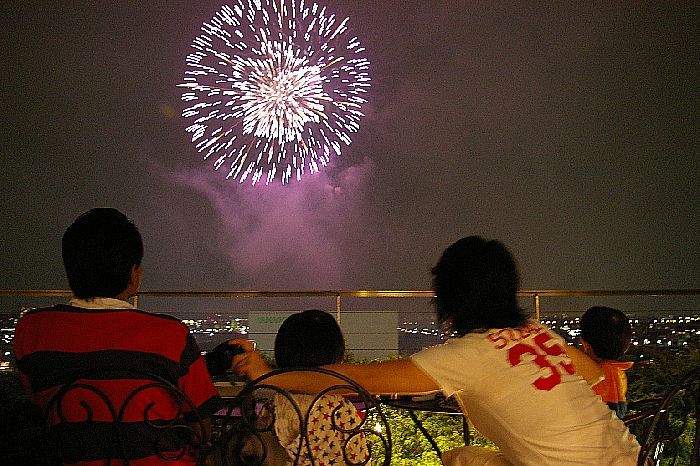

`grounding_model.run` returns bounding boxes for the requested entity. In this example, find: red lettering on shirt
[487,331,508,349]
[494,328,575,391]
